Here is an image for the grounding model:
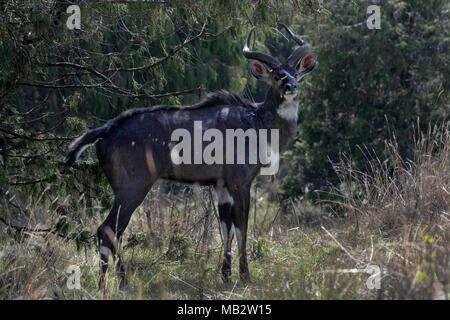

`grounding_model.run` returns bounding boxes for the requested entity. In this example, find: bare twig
[321,225,364,265]
[107,23,206,72]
